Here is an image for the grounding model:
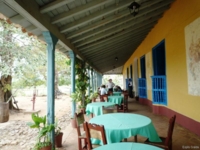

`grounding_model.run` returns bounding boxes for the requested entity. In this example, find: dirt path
[0,94,72,150]
[10,94,71,121]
